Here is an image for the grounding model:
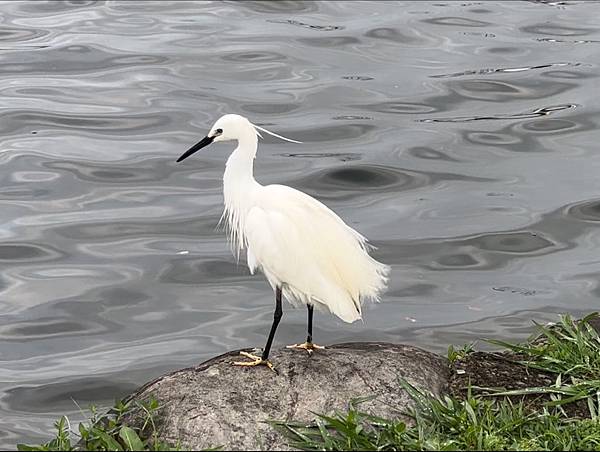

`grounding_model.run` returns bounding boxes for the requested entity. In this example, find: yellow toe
[233,351,277,373]
[286,342,325,354]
